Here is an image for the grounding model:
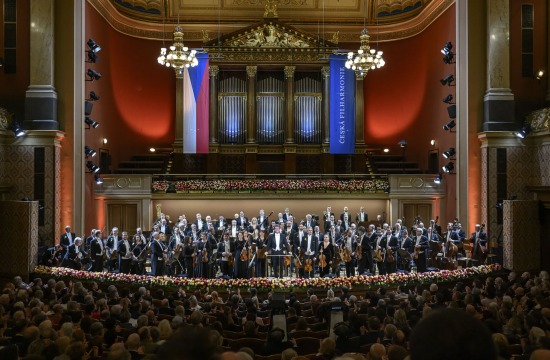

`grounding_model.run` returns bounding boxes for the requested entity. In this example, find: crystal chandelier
[158,25,198,73]
[345,28,385,78]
